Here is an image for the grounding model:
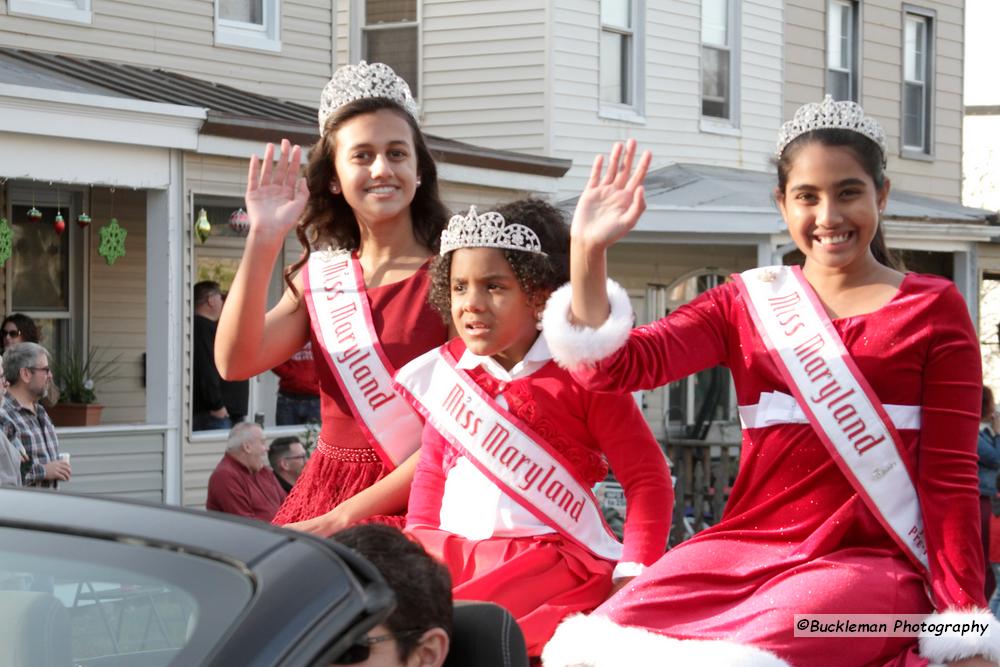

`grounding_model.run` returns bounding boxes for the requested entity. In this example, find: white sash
[735,265,929,575]
[303,250,424,469]
[394,345,624,562]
